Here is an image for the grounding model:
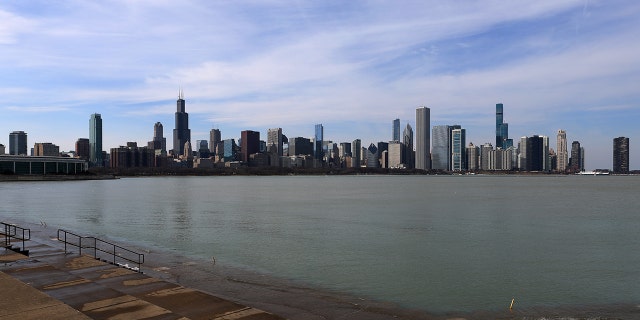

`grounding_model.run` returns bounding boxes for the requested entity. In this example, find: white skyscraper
[415,106,431,170]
